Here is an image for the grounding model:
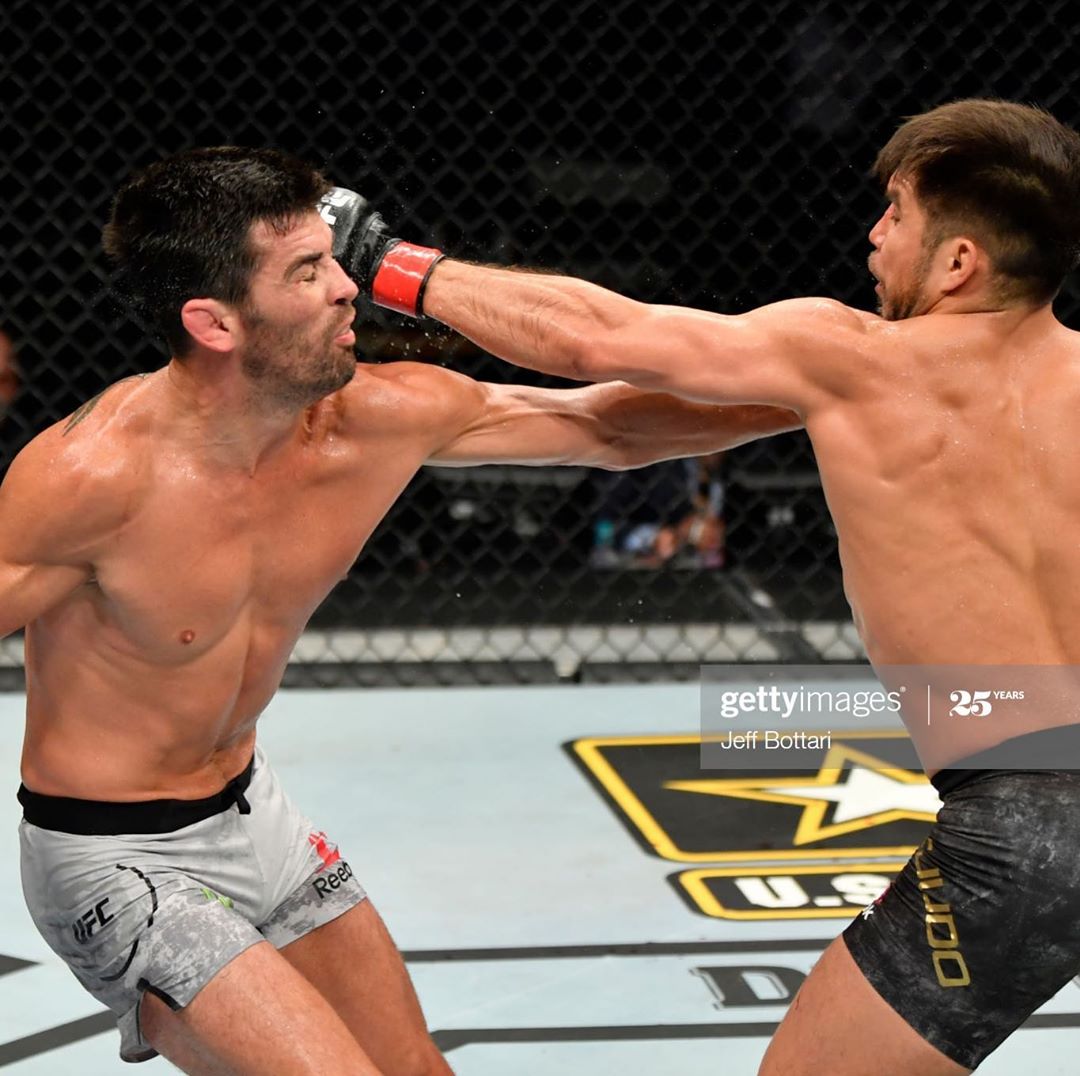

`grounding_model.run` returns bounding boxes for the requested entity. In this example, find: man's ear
[180,298,240,353]
[938,236,981,295]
